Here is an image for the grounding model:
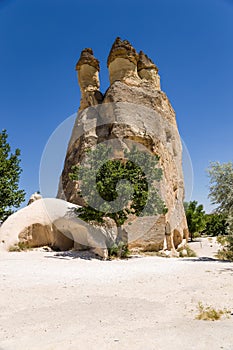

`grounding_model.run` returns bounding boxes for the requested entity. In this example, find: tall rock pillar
[58,38,189,251]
